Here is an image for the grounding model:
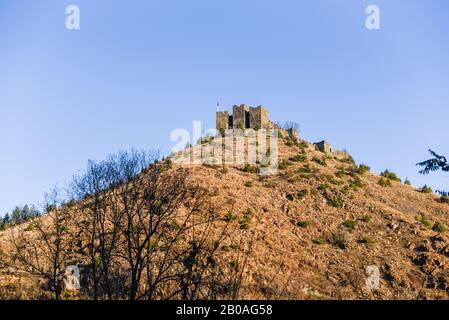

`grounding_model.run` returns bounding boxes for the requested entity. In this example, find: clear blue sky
[1,0,448,215]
